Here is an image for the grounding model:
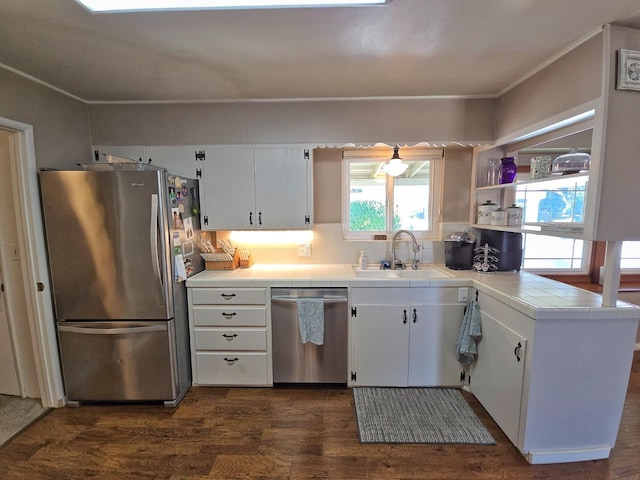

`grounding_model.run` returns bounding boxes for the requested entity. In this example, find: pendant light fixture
[382,145,408,177]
